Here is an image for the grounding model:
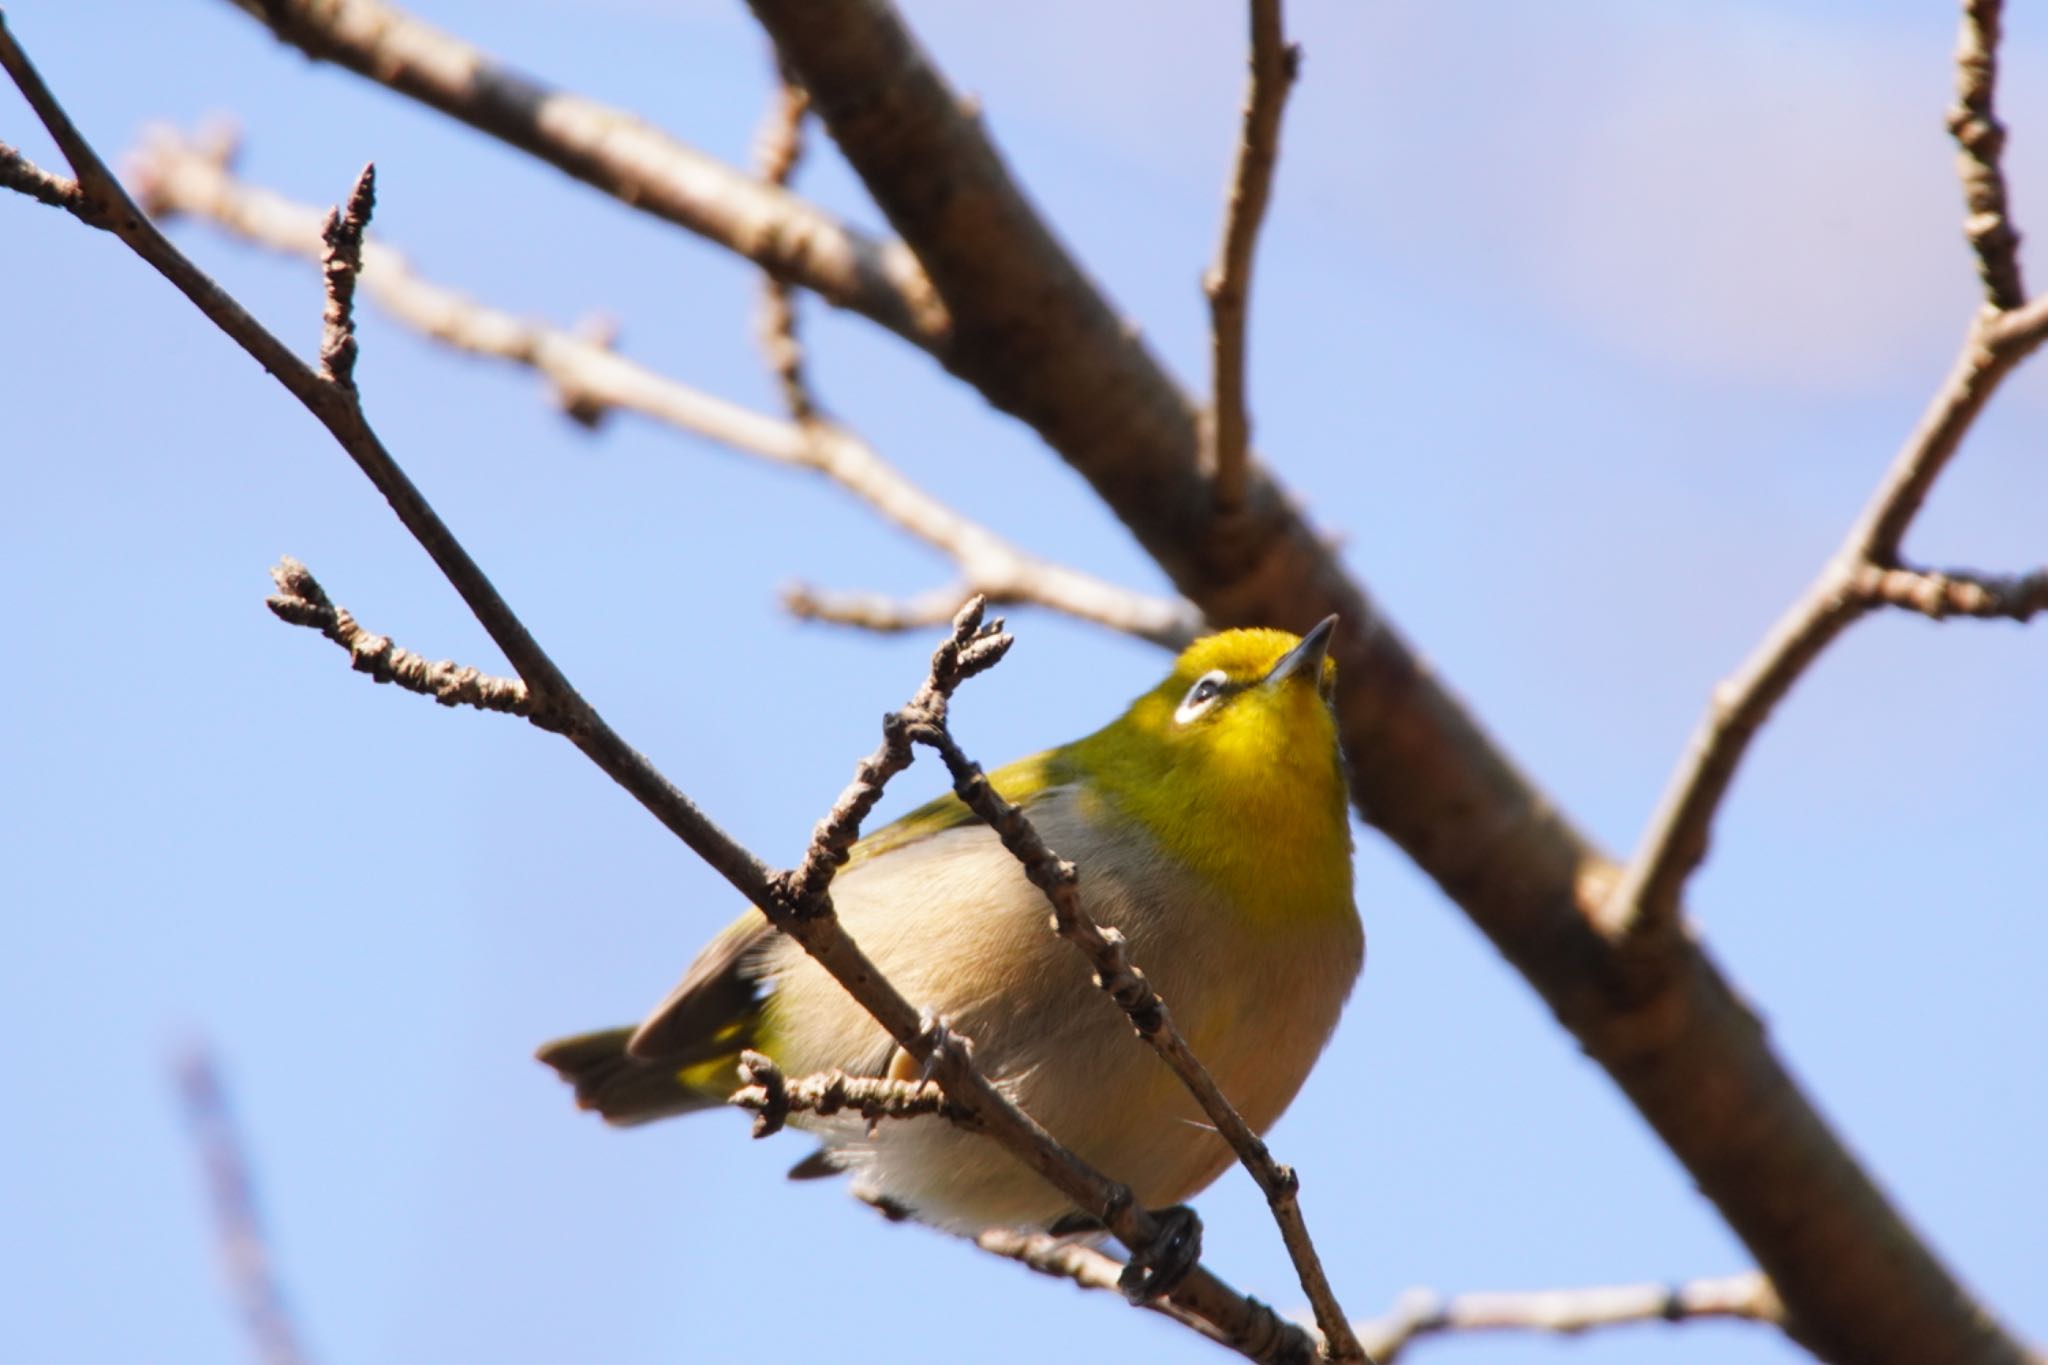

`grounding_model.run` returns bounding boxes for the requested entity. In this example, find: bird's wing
[624,914,773,1059]
[625,747,1069,1061]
